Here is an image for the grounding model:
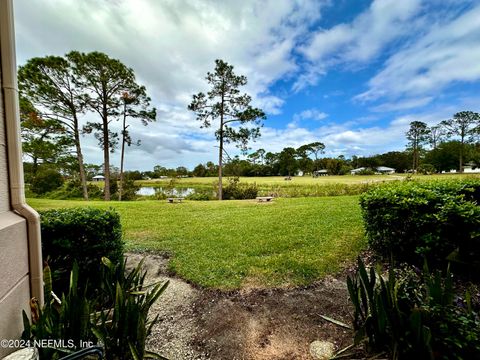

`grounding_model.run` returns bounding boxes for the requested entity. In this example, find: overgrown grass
[136,174,479,198]
[29,196,365,289]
